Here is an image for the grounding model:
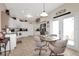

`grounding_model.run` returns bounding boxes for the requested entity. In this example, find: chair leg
[34,47,47,56]
[4,43,6,56]
[49,50,57,56]
[0,44,2,55]
[49,51,52,56]
[0,48,1,55]
[39,49,41,56]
